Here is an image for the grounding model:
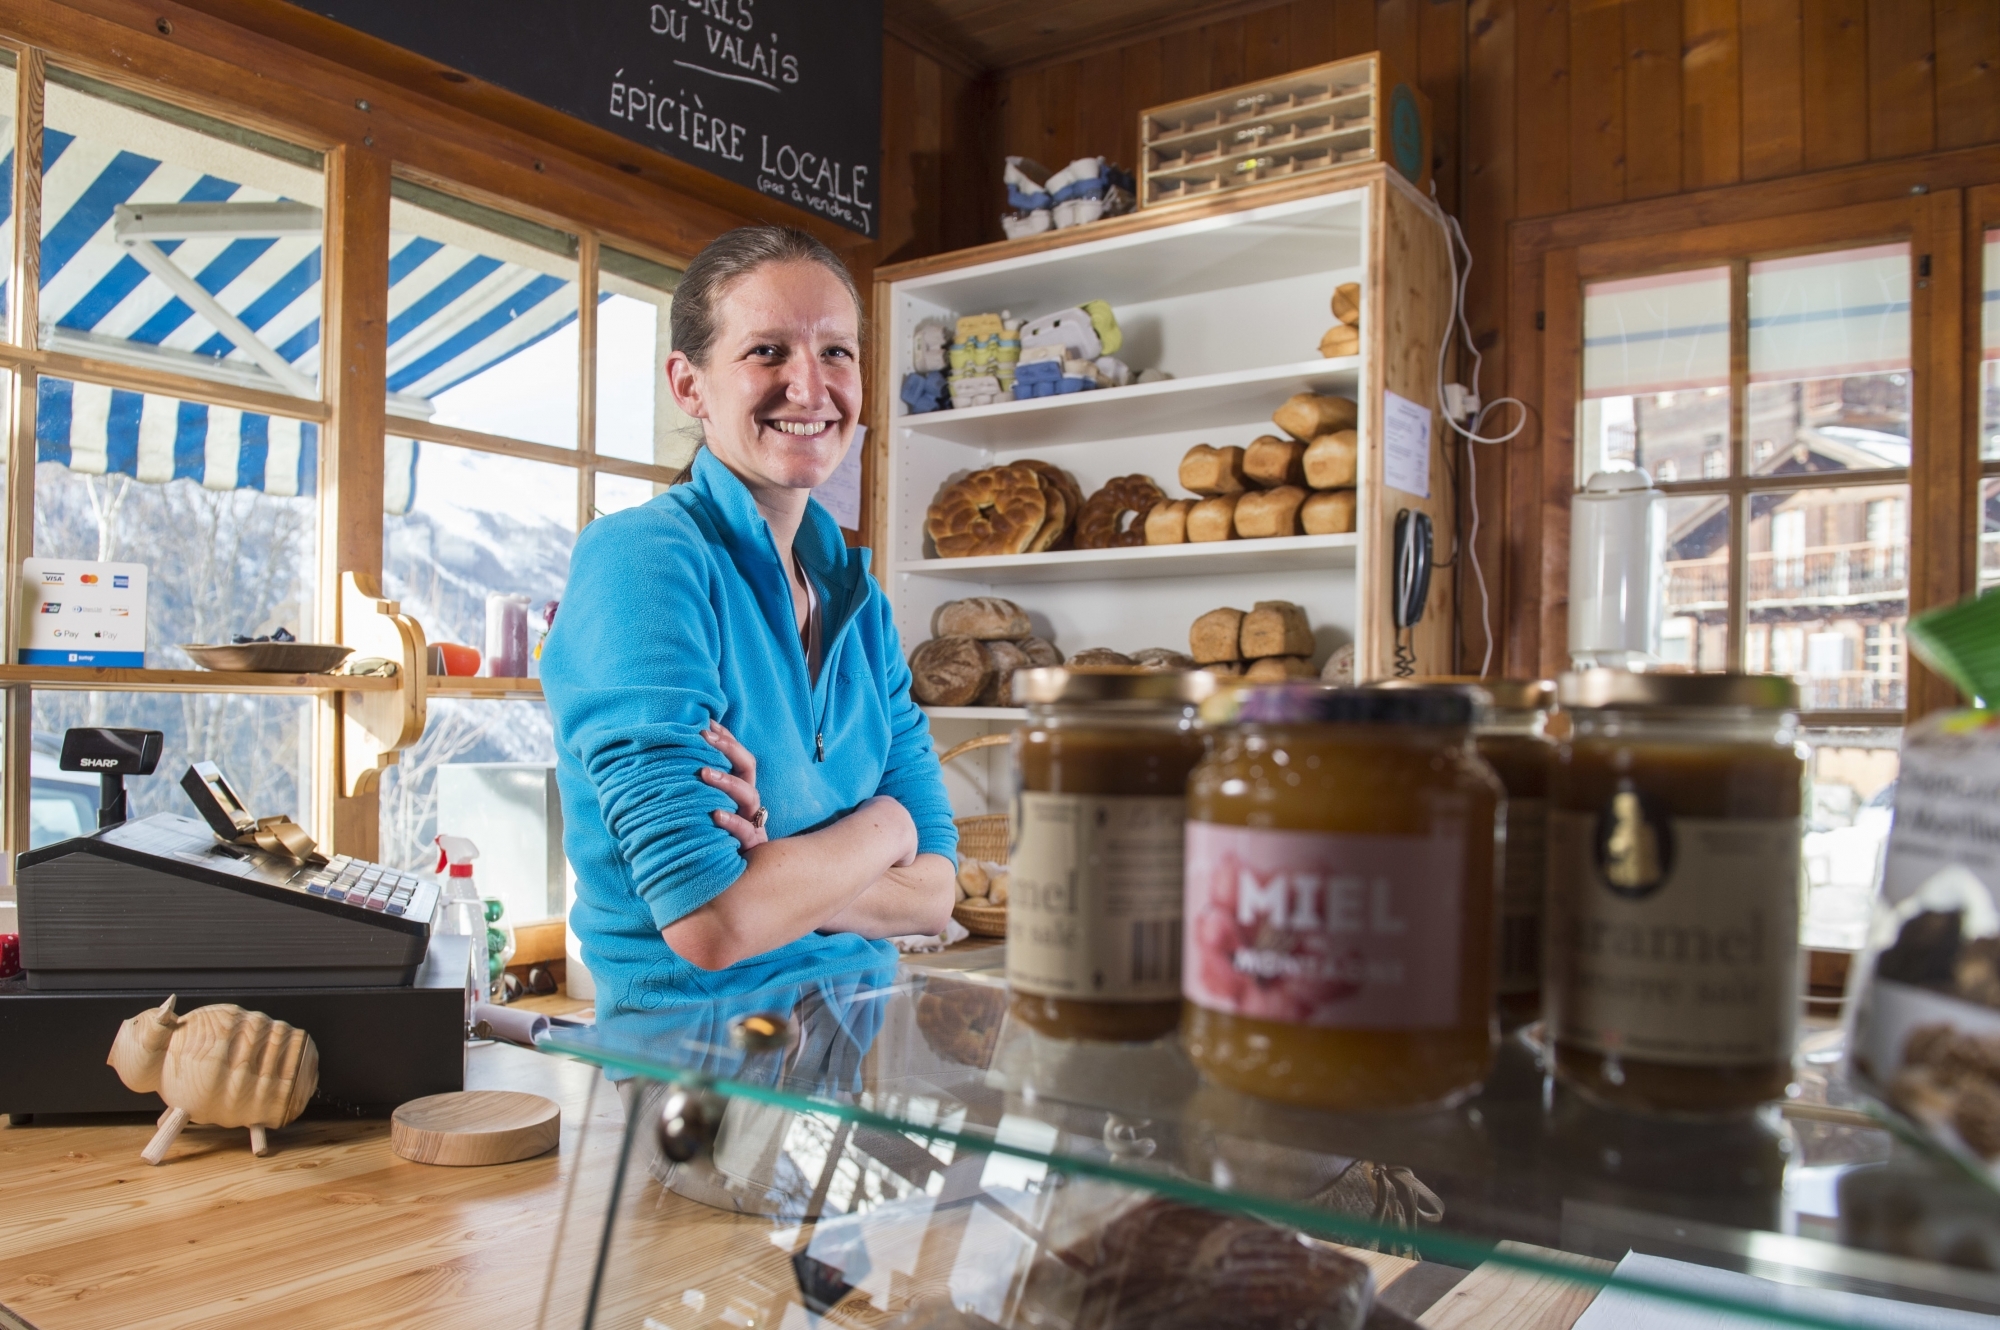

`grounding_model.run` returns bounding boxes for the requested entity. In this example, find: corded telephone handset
[1392,508,1433,678]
